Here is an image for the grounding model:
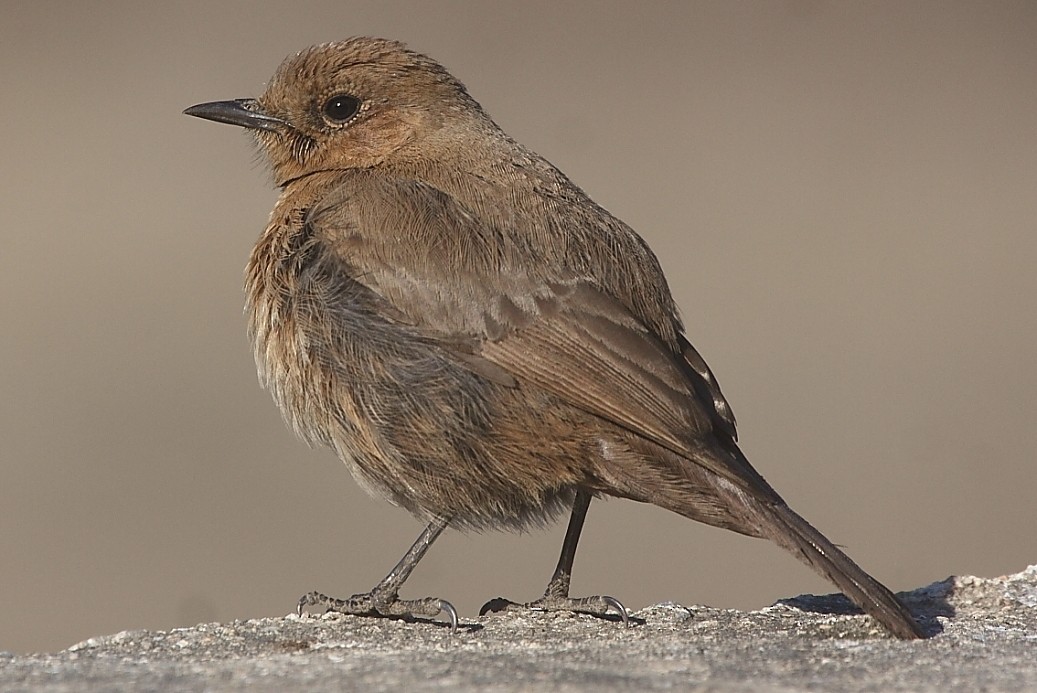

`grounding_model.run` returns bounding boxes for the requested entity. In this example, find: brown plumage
[184,37,924,639]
